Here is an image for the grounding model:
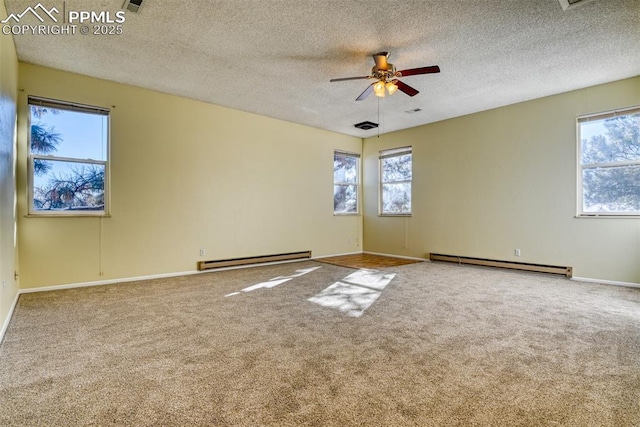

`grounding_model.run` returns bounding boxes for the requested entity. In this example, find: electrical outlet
[515,249,521,257]
[199,248,206,256]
